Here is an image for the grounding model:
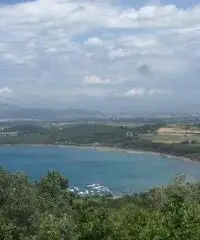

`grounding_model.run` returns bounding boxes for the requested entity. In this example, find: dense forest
[1,168,200,239]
